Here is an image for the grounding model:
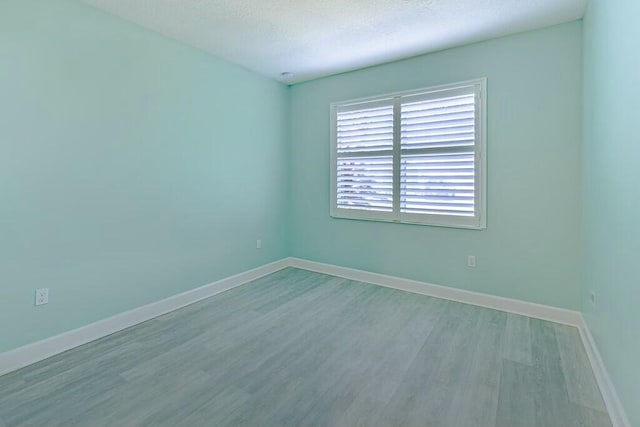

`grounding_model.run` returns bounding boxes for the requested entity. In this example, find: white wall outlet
[35,288,49,306]
[589,291,596,305]
[467,255,477,268]
[256,239,262,249]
